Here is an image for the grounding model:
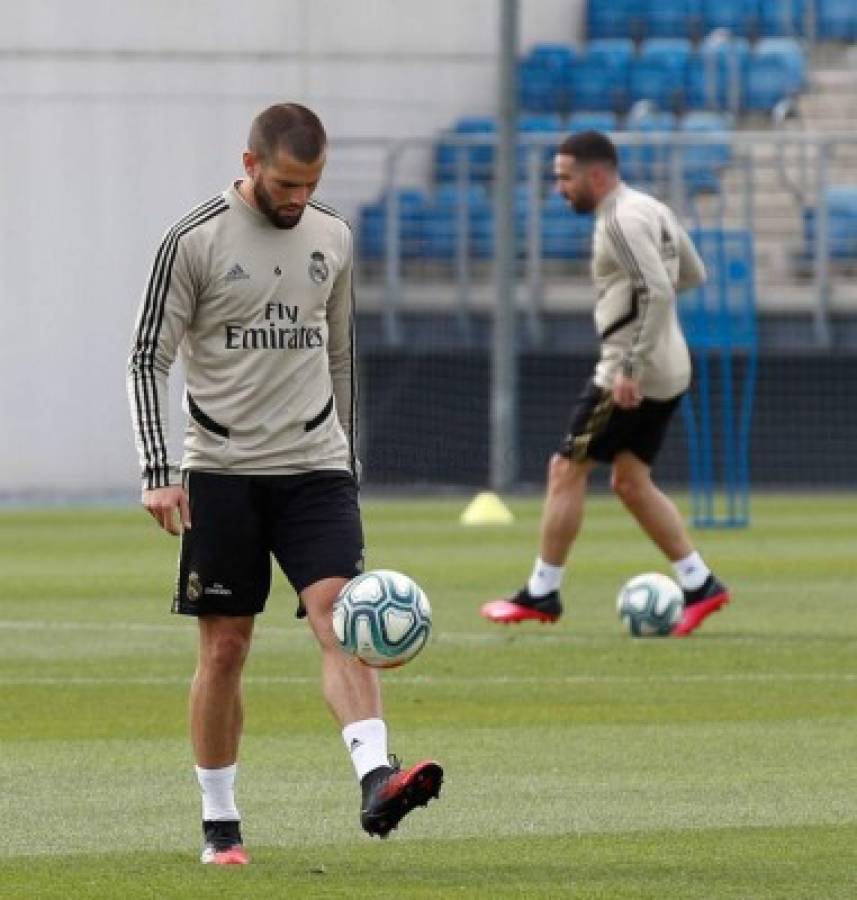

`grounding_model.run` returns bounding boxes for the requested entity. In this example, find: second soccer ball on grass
[617,572,684,637]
